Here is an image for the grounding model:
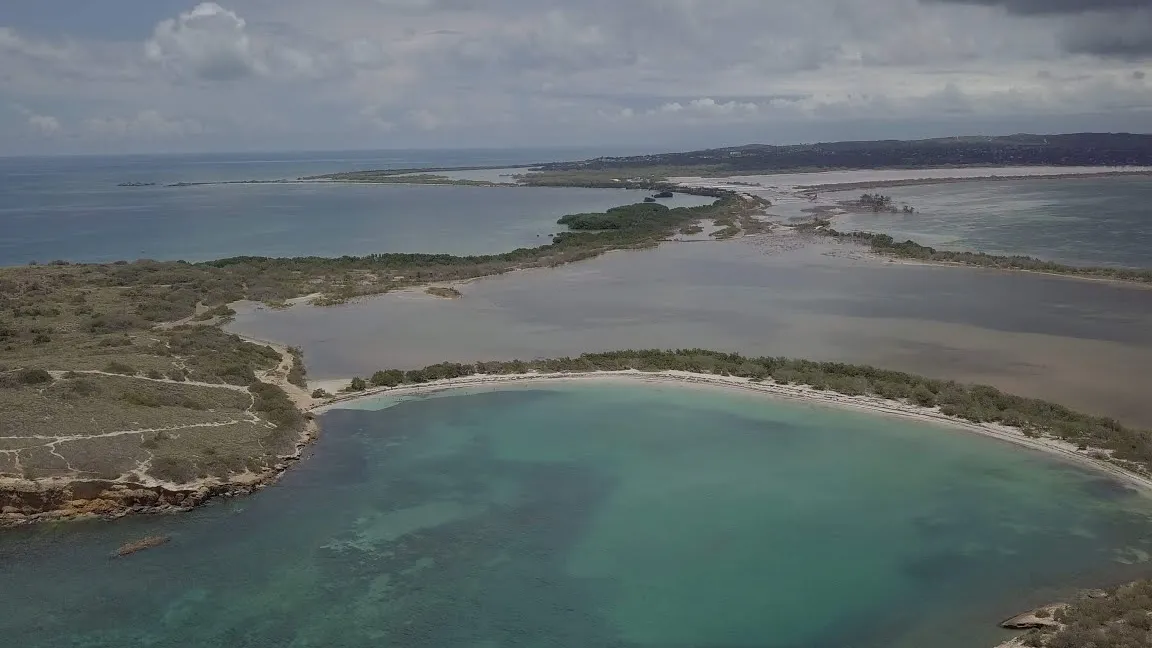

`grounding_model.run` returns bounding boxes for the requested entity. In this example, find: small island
[424,286,462,299]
